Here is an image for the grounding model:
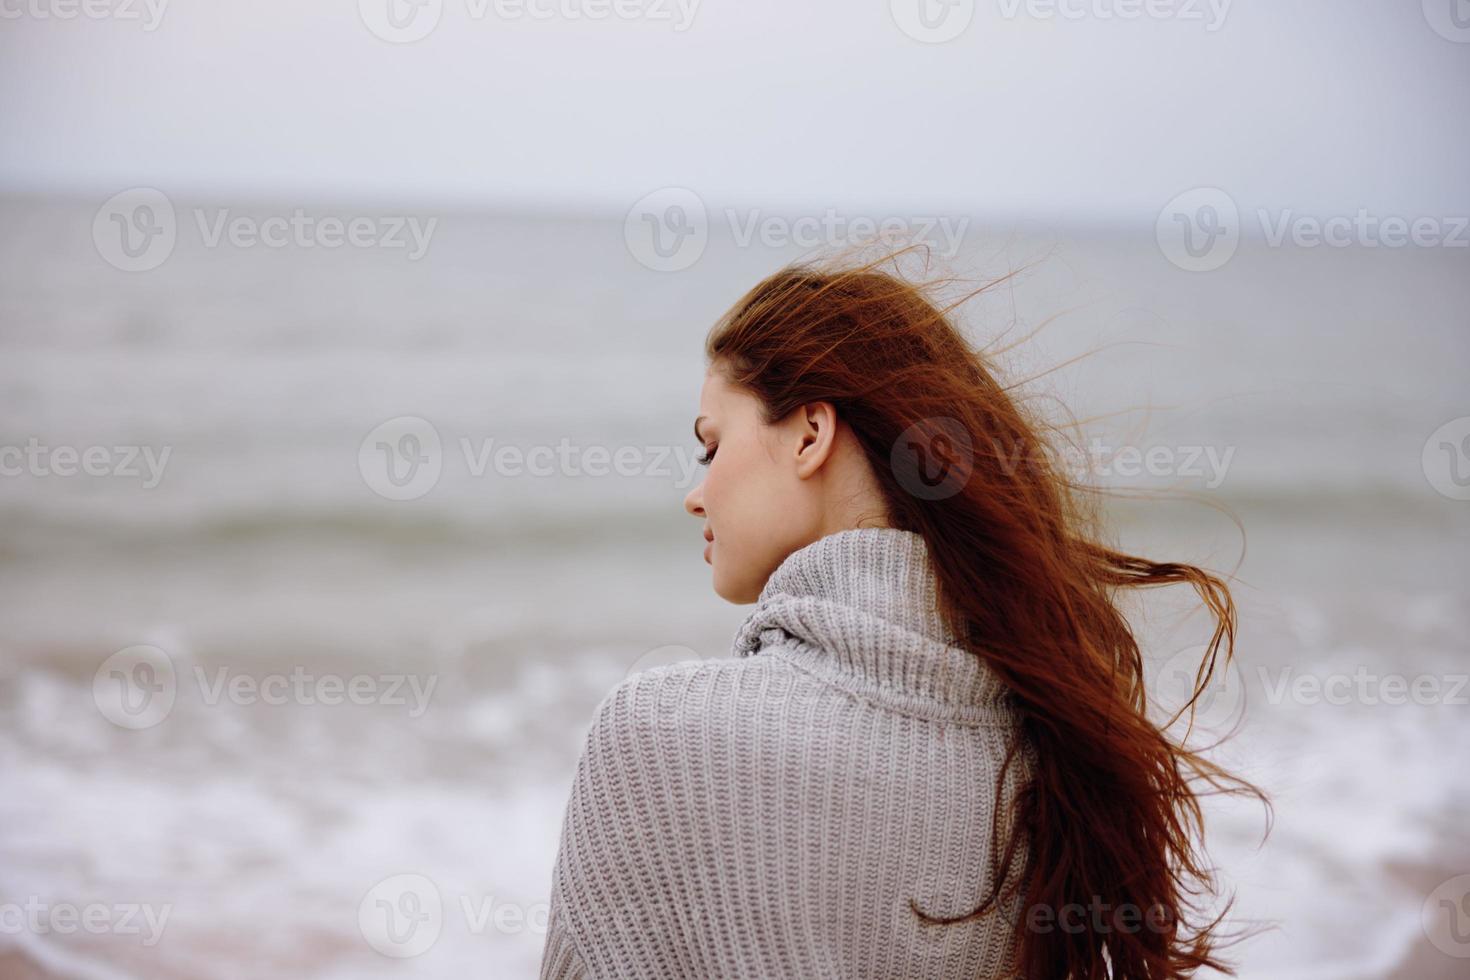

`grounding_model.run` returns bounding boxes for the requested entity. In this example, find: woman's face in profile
[683,370,817,604]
